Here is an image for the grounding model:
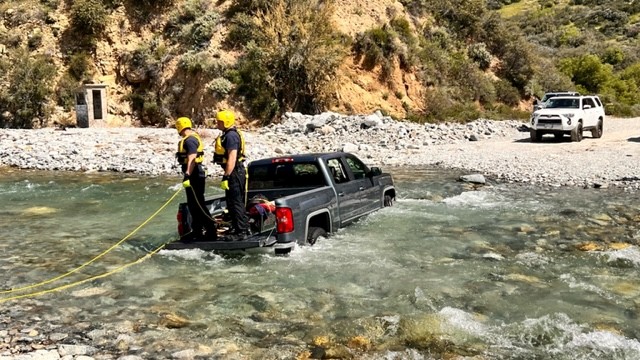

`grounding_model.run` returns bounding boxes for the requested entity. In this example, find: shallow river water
[1,167,640,360]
